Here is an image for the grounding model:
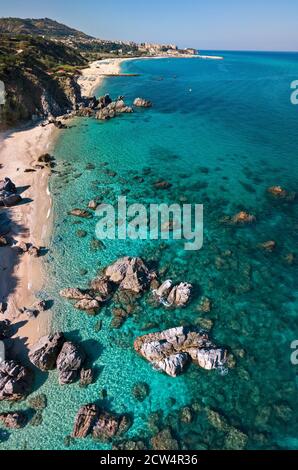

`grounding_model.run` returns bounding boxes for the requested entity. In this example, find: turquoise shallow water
[1,52,298,450]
